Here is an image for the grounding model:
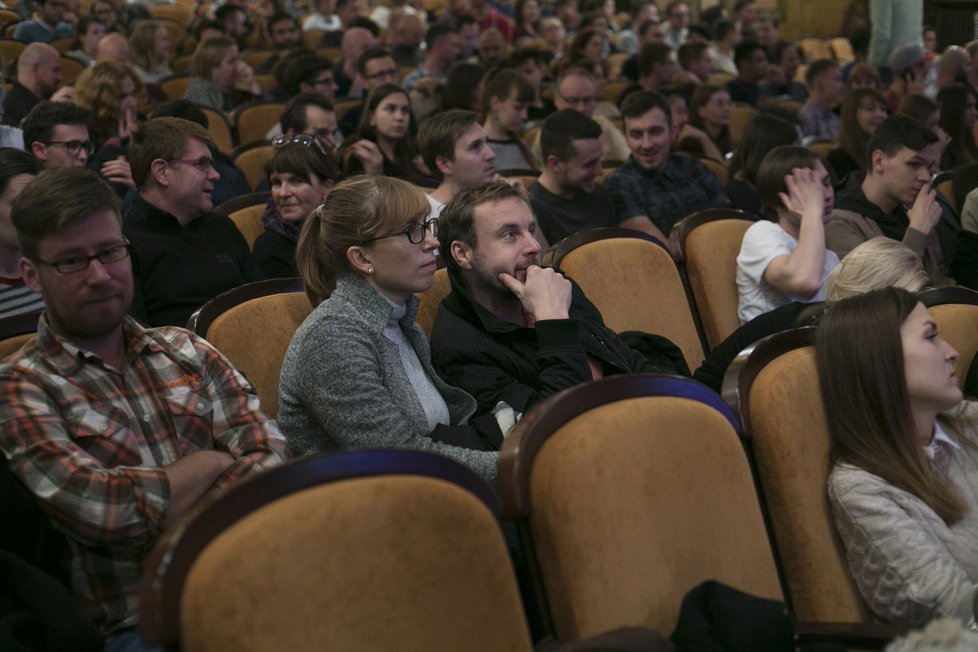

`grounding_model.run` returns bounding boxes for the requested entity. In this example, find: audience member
[678,41,713,83]
[388,12,426,67]
[726,113,799,215]
[273,52,337,103]
[604,90,728,241]
[733,0,757,40]
[819,286,978,627]
[129,19,174,85]
[255,13,301,73]
[94,31,132,64]
[303,0,339,32]
[254,140,338,278]
[431,181,686,417]
[418,109,496,217]
[278,93,340,152]
[443,61,485,111]
[800,59,844,140]
[886,43,930,113]
[125,117,254,326]
[553,0,580,38]
[342,83,429,182]
[663,0,690,49]
[476,27,508,68]
[539,17,566,59]
[215,3,249,47]
[480,69,537,170]
[403,23,460,91]
[846,61,884,91]
[937,84,978,170]
[13,0,74,43]
[736,145,838,323]
[0,148,43,317]
[932,45,972,96]
[473,0,515,42]
[753,10,781,50]
[3,43,62,128]
[827,86,888,182]
[454,13,480,59]
[279,175,503,481]
[529,109,634,243]
[826,114,950,285]
[22,101,91,169]
[512,0,541,43]
[184,36,262,115]
[728,41,772,106]
[767,41,807,100]
[0,166,287,646]
[332,26,378,97]
[617,0,659,55]
[897,93,950,165]
[507,47,553,121]
[708,18,740,76]
[64,14,105,68]
[687,83,732,156]
[337,47,397,135]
